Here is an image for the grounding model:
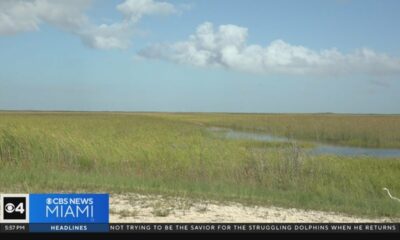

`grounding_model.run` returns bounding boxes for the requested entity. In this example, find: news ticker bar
[1,194,399,234]
[1,223,400,233]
